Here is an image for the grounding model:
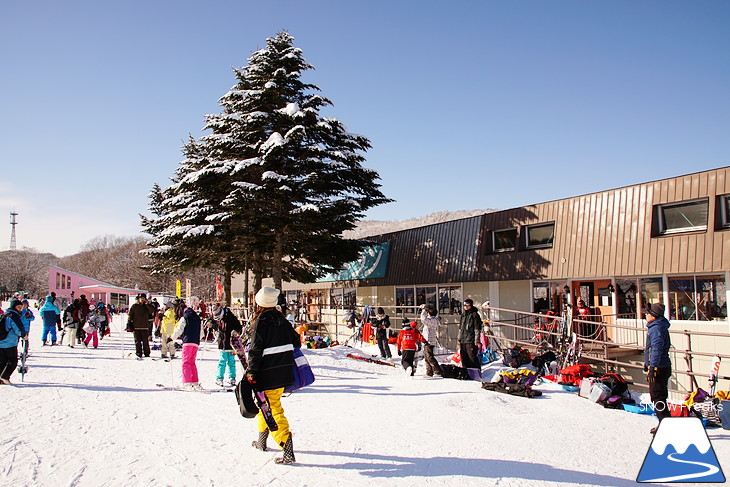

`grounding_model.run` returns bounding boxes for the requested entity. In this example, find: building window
[438,285,462,315]
[61,274,66,290]
[616,279,639,318]
[720,194,730,229]
[493,228,518,252]
[395,287,416,315]
[525,222,555,249]
[56,272,61,290]
[639,277,663,315]
[415,286,437,309]
[330,287,356,310]
[668,275,727,321]
[656,199,708,235]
